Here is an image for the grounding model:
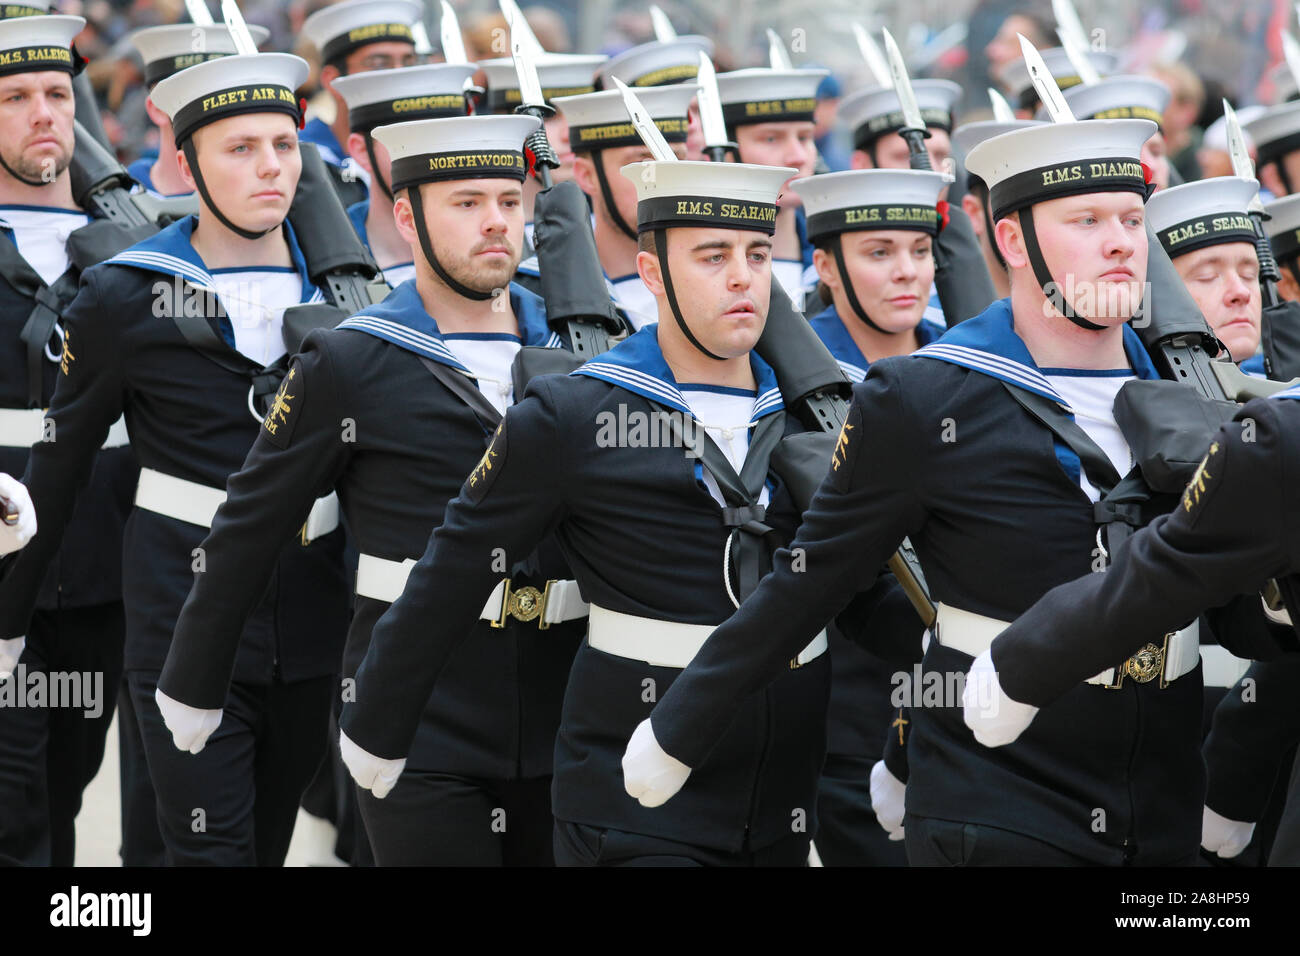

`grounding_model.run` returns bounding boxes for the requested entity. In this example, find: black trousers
[116,676,166,866]
[127,668,333,866]
[905,814,1105,866]
[815,753,908,867]
[553,819,811,867]
[357,771,554,866]
[0,602,124,866]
